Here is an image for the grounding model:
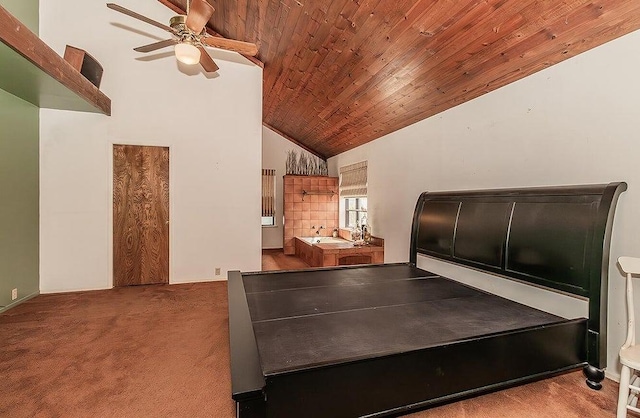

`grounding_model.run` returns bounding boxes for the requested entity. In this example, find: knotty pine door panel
[113,145,169,286]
